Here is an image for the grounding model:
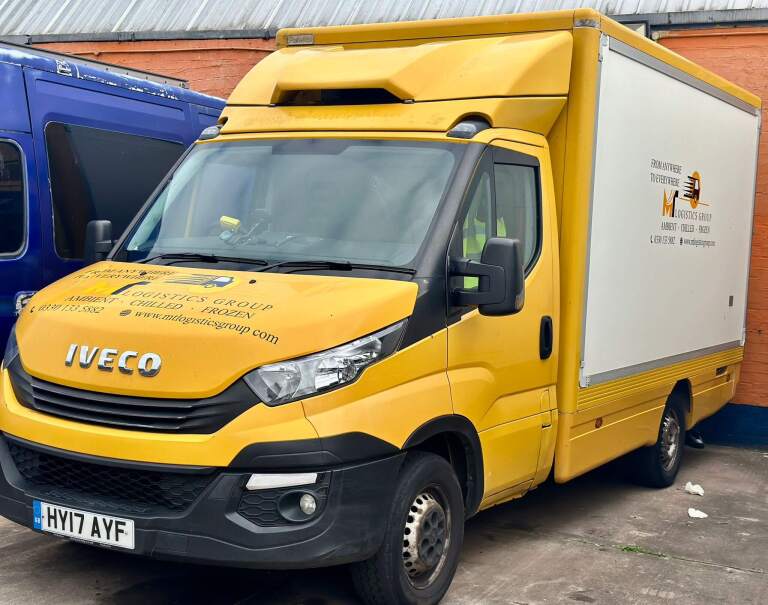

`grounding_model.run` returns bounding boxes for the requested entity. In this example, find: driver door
[447,139,558,504]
